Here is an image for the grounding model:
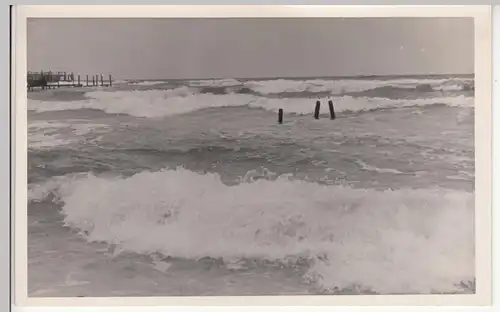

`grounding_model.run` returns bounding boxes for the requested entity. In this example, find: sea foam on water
[28,167,474,294]
[27,76,474,118]
[27,88,474,119]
